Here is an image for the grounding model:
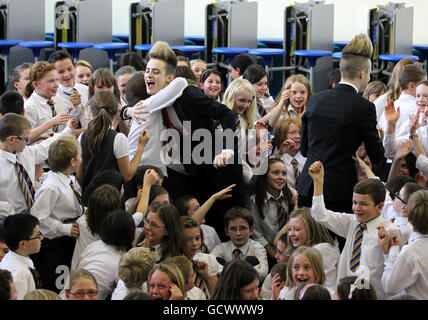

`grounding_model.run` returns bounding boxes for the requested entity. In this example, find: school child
[64,269,99,300]
[0,113,74,214]
[272,118,306,190]
[74,60,93,86]
[182,217,223,299]
[249,158,296,263]
[379,189,428,299]
[190,59,207,85]
[111,247,156,300]
[76,90,149,204]
[211,207,268,281]
[0,214,43,300]
[363,80,386,103]
[199,69,223,101]
[229,54,254,80]
[117,52,146,72]
[115,66,136,106]
[270,74,312,121]
[30,135,84,292]
[327,68,341,89]
[11,63,32,102]
[137,204,190,263]
[294,283,331,300]
[260,232,289,300]
[24,61,75,133]
[334,276,378,300]
[0,268,18,300]
[148,262,186,300]
[48,50,89,128]
[0,230,9,263]
[278,246,328,300]
[76,210,135,300]
[211,259,260,300]
[24,289,61,300]
[0,90,24,117]
[308,160,400,299]
[383,175,417,221]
